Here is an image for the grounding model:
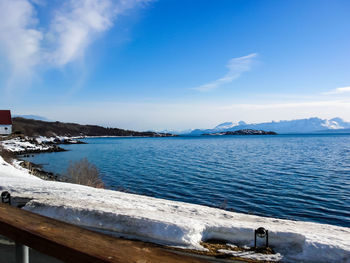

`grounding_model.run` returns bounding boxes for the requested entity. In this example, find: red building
[0,110,12,135]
